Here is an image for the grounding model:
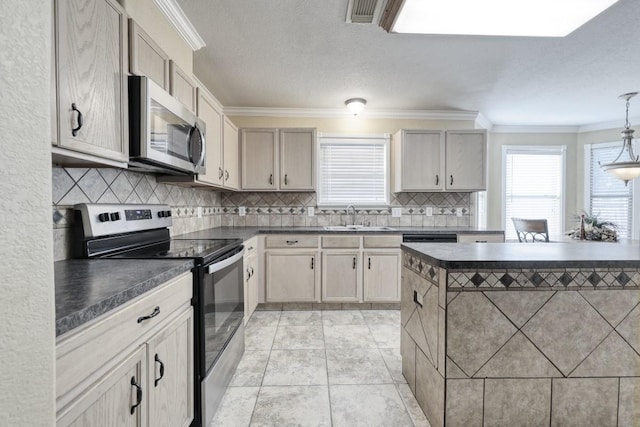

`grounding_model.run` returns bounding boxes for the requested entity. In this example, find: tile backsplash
[52,167,474,260]
[52,167,222,260]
